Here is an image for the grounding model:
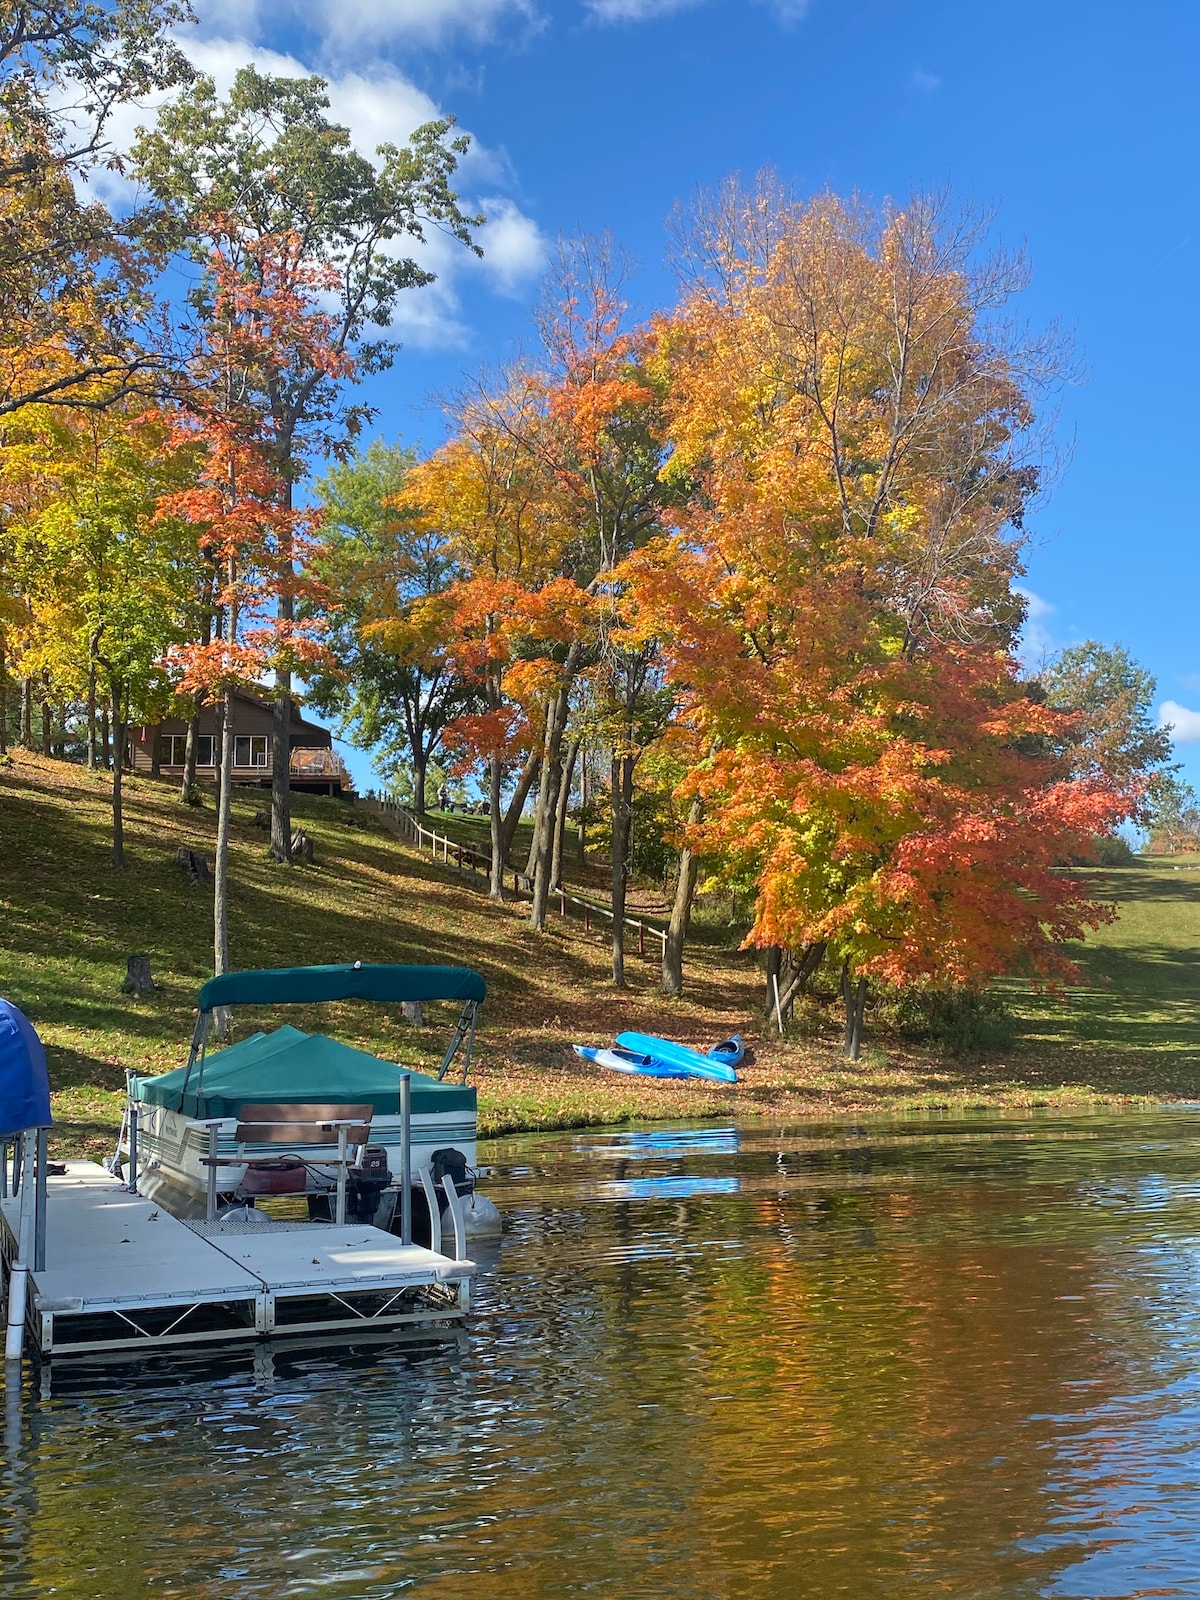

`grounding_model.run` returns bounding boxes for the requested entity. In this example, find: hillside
[1,750,1197,1158]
